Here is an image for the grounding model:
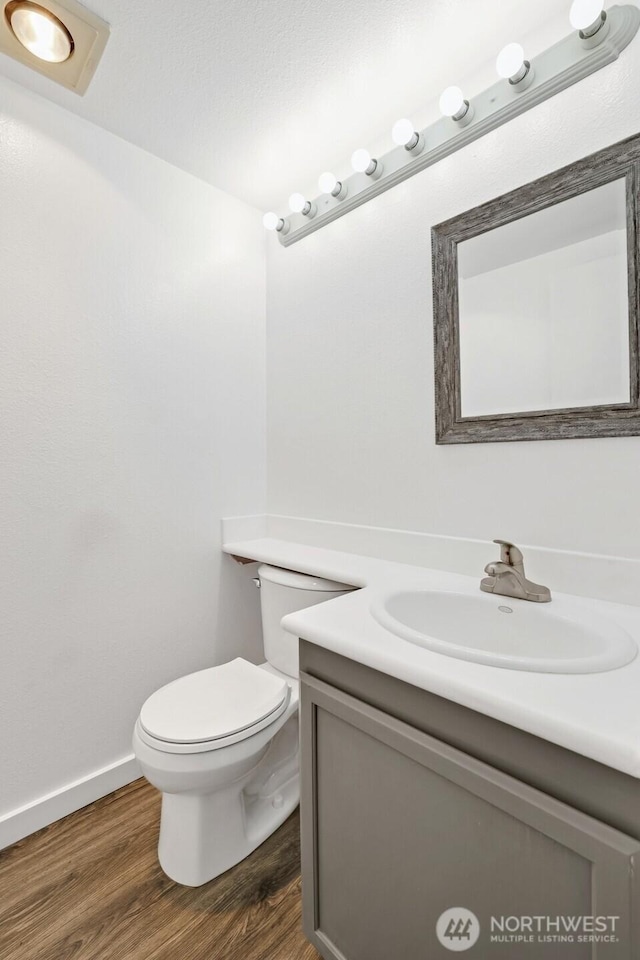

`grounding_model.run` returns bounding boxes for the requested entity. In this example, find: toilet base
[158,774,299,886]
[155,715,300,886]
